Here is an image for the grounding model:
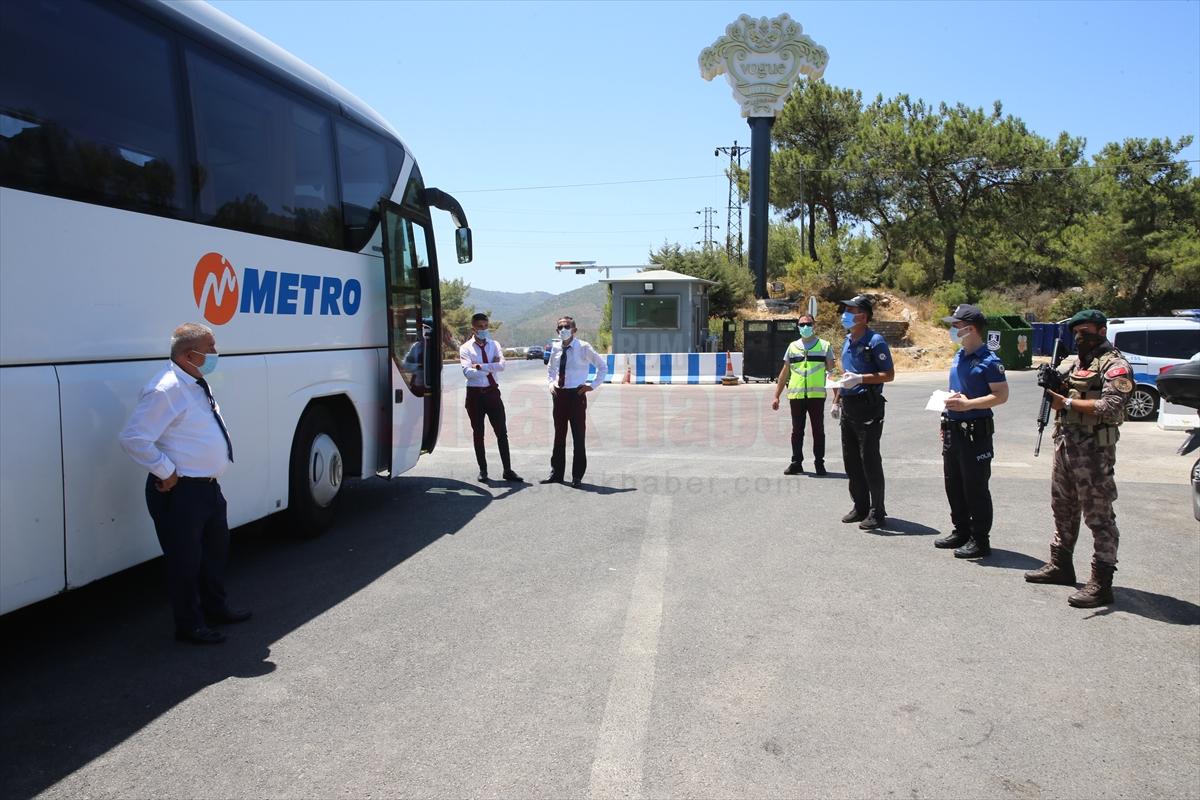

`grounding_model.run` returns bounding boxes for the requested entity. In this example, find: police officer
[832,295,894,530]
[771,312,835,475]
[1025,309,1133,608]
[934,305,1009,559]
